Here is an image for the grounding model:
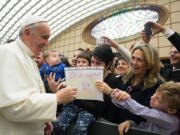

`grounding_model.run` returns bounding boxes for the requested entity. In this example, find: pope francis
[0,15,77,135]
